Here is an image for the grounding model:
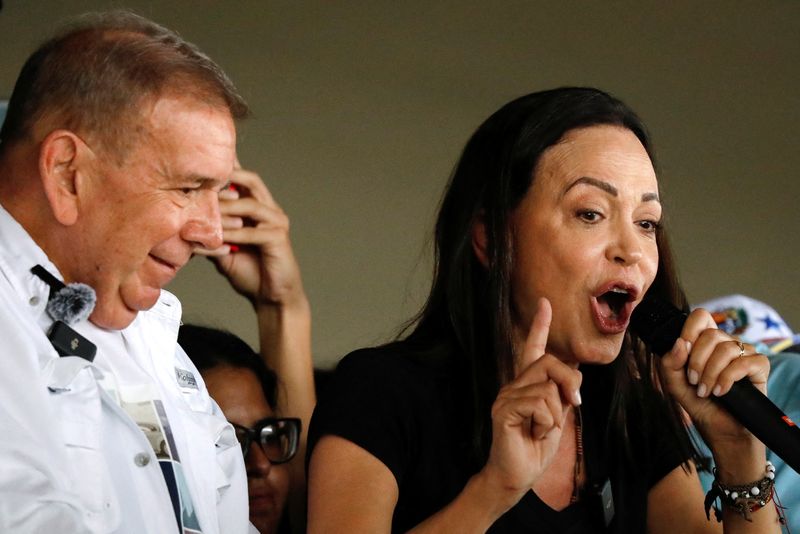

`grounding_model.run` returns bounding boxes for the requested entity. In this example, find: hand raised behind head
[482,298,583,505]
[194,165,305,308]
